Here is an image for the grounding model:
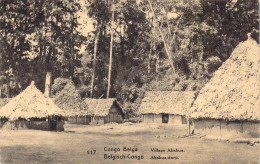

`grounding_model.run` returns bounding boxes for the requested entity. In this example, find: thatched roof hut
[54,82,89,116]
[190,37,260,121]
[139,91,196,115]
[0,82,64,120]
[84,98,117,116]
[84,98,124,124]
